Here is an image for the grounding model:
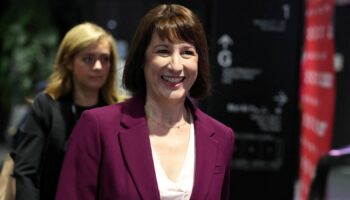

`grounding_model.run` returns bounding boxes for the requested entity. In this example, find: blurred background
[0,0,349,199]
